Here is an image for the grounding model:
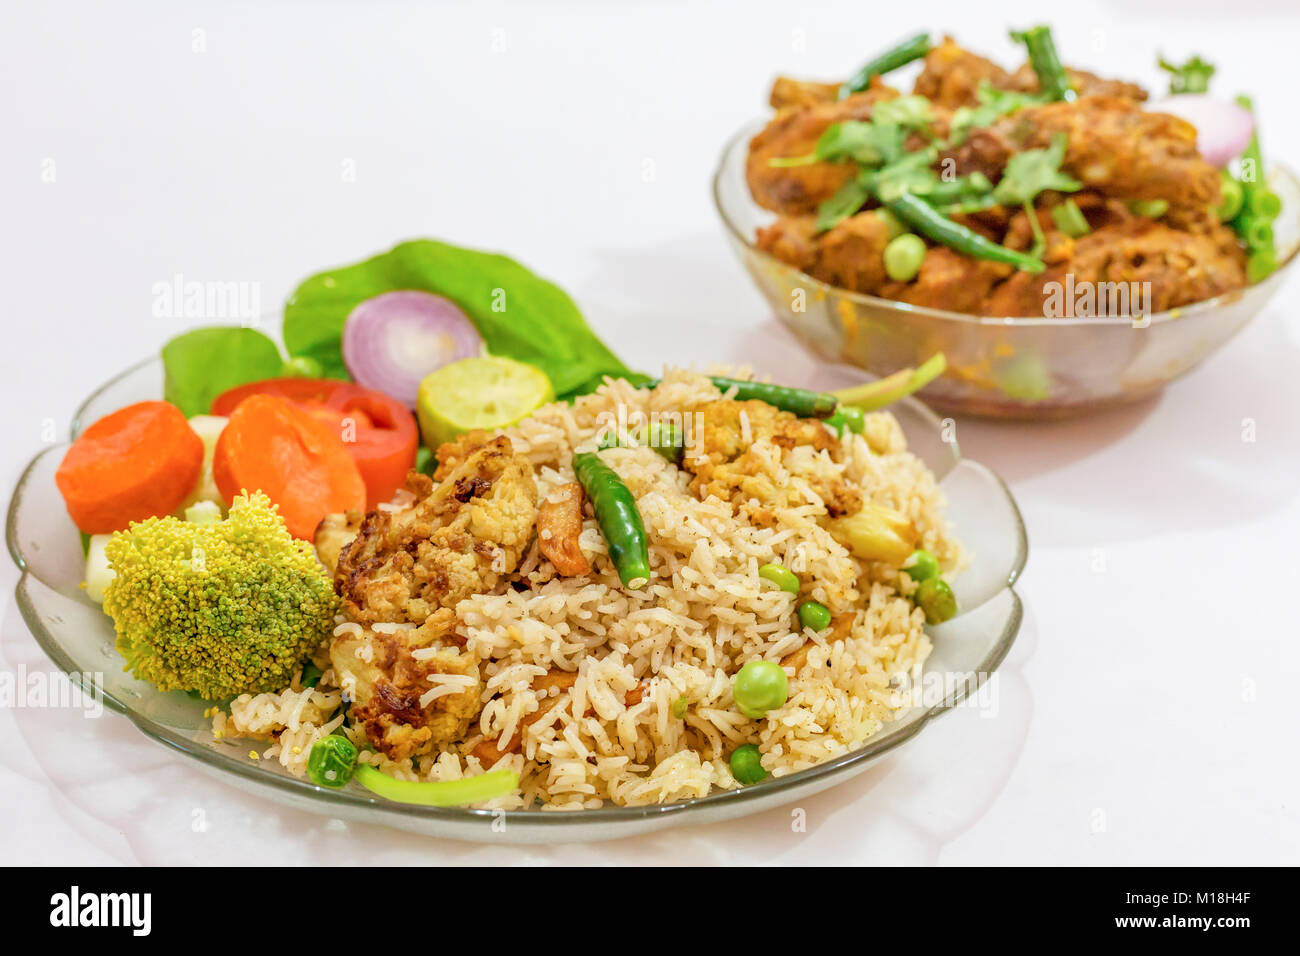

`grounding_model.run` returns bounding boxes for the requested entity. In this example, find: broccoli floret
[102,491,340,700]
